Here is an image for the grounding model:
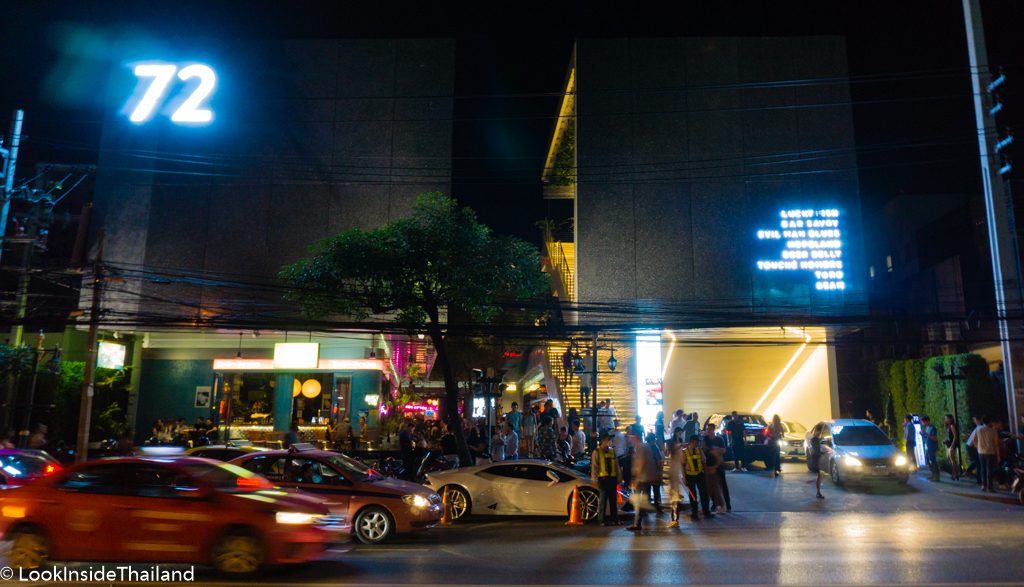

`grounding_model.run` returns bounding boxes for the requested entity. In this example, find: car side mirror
[546,470,559,486]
